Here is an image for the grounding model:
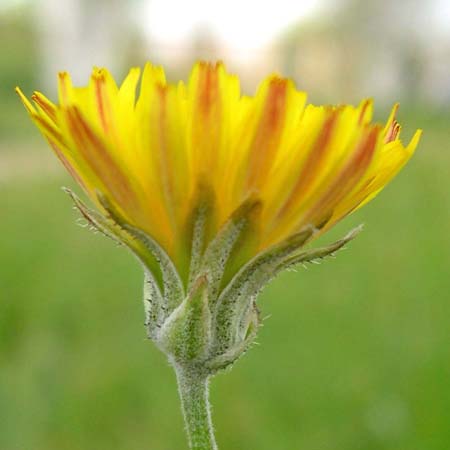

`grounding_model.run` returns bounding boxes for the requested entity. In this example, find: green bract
[65,187,361,377]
